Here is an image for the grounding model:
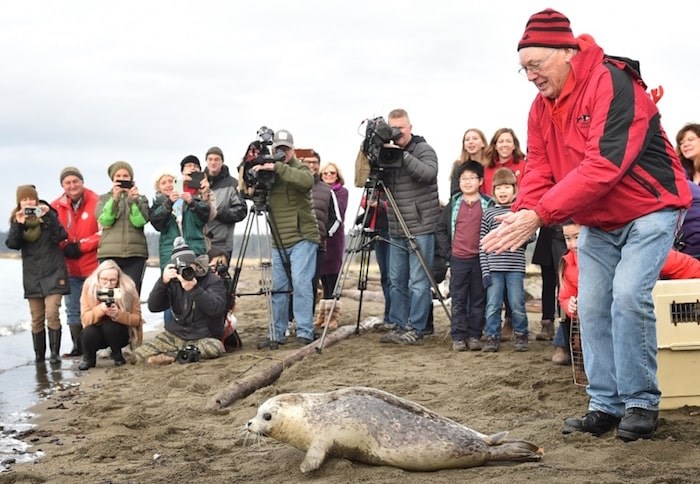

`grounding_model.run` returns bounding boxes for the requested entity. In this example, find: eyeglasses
[459,176,480,182]
[99,277,118,284]
[518,49,556,76]
[322,171,337,175]
[304,159,320,165]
